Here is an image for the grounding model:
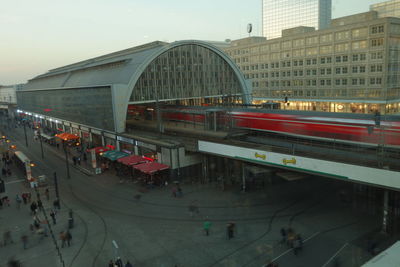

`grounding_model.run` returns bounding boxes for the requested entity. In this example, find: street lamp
[22,120,28,147]
[38,129,44,159]
[62,139,71,179]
